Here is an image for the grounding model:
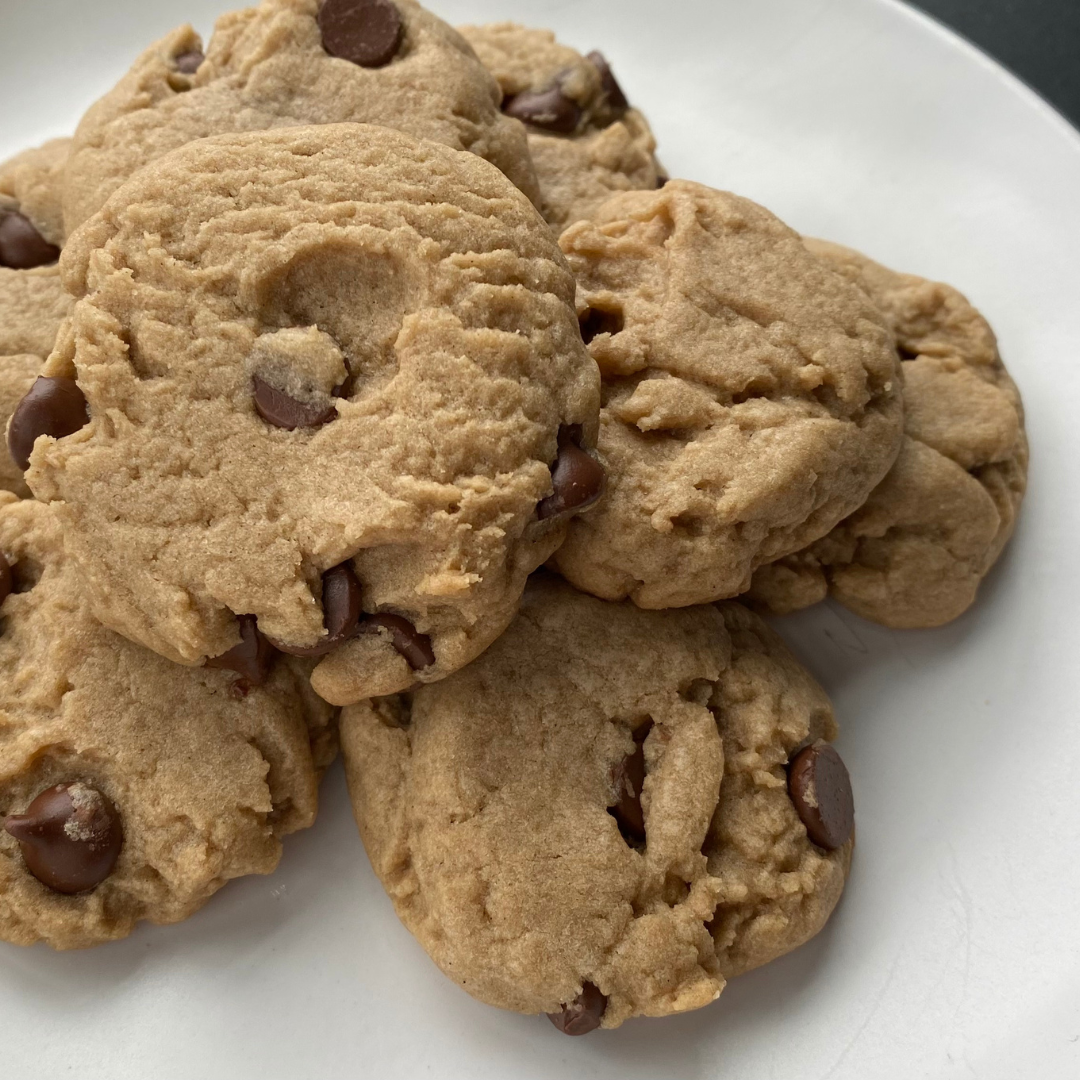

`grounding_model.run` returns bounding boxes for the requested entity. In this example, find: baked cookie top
[1,140,74,497]
[342,575,852,1031]
[460,22,662,231]
[551,181,905,609]
[26,123,601,706]
[61,0,539,237]
[749,241,1028,628]
[0,495,334,950]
